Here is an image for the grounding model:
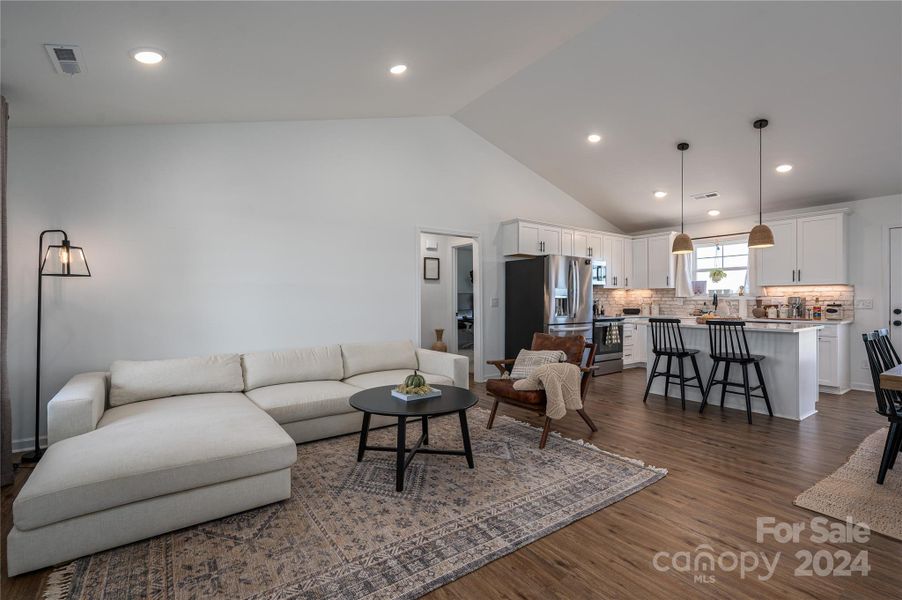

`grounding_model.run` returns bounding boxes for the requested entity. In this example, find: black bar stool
[642,318,705,409]
[700,320,773,424]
